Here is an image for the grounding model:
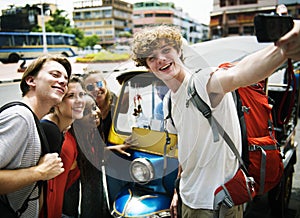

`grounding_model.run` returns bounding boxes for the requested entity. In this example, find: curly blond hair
[132,25,183,67]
